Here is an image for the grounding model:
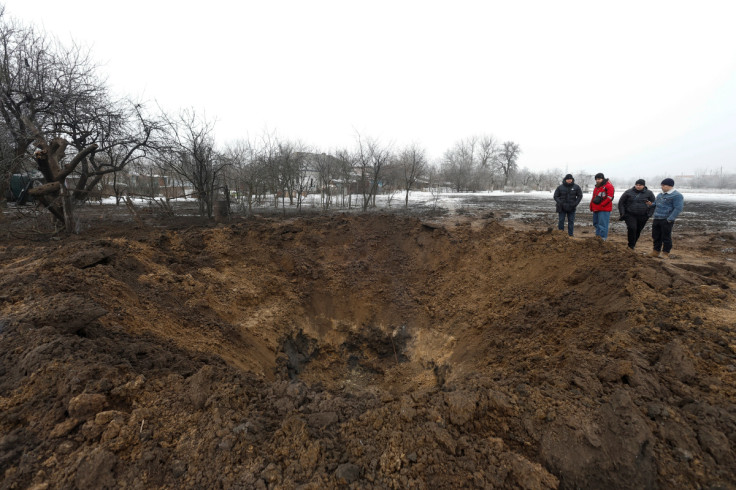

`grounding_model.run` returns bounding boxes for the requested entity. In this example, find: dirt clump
[1,211,735,489]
